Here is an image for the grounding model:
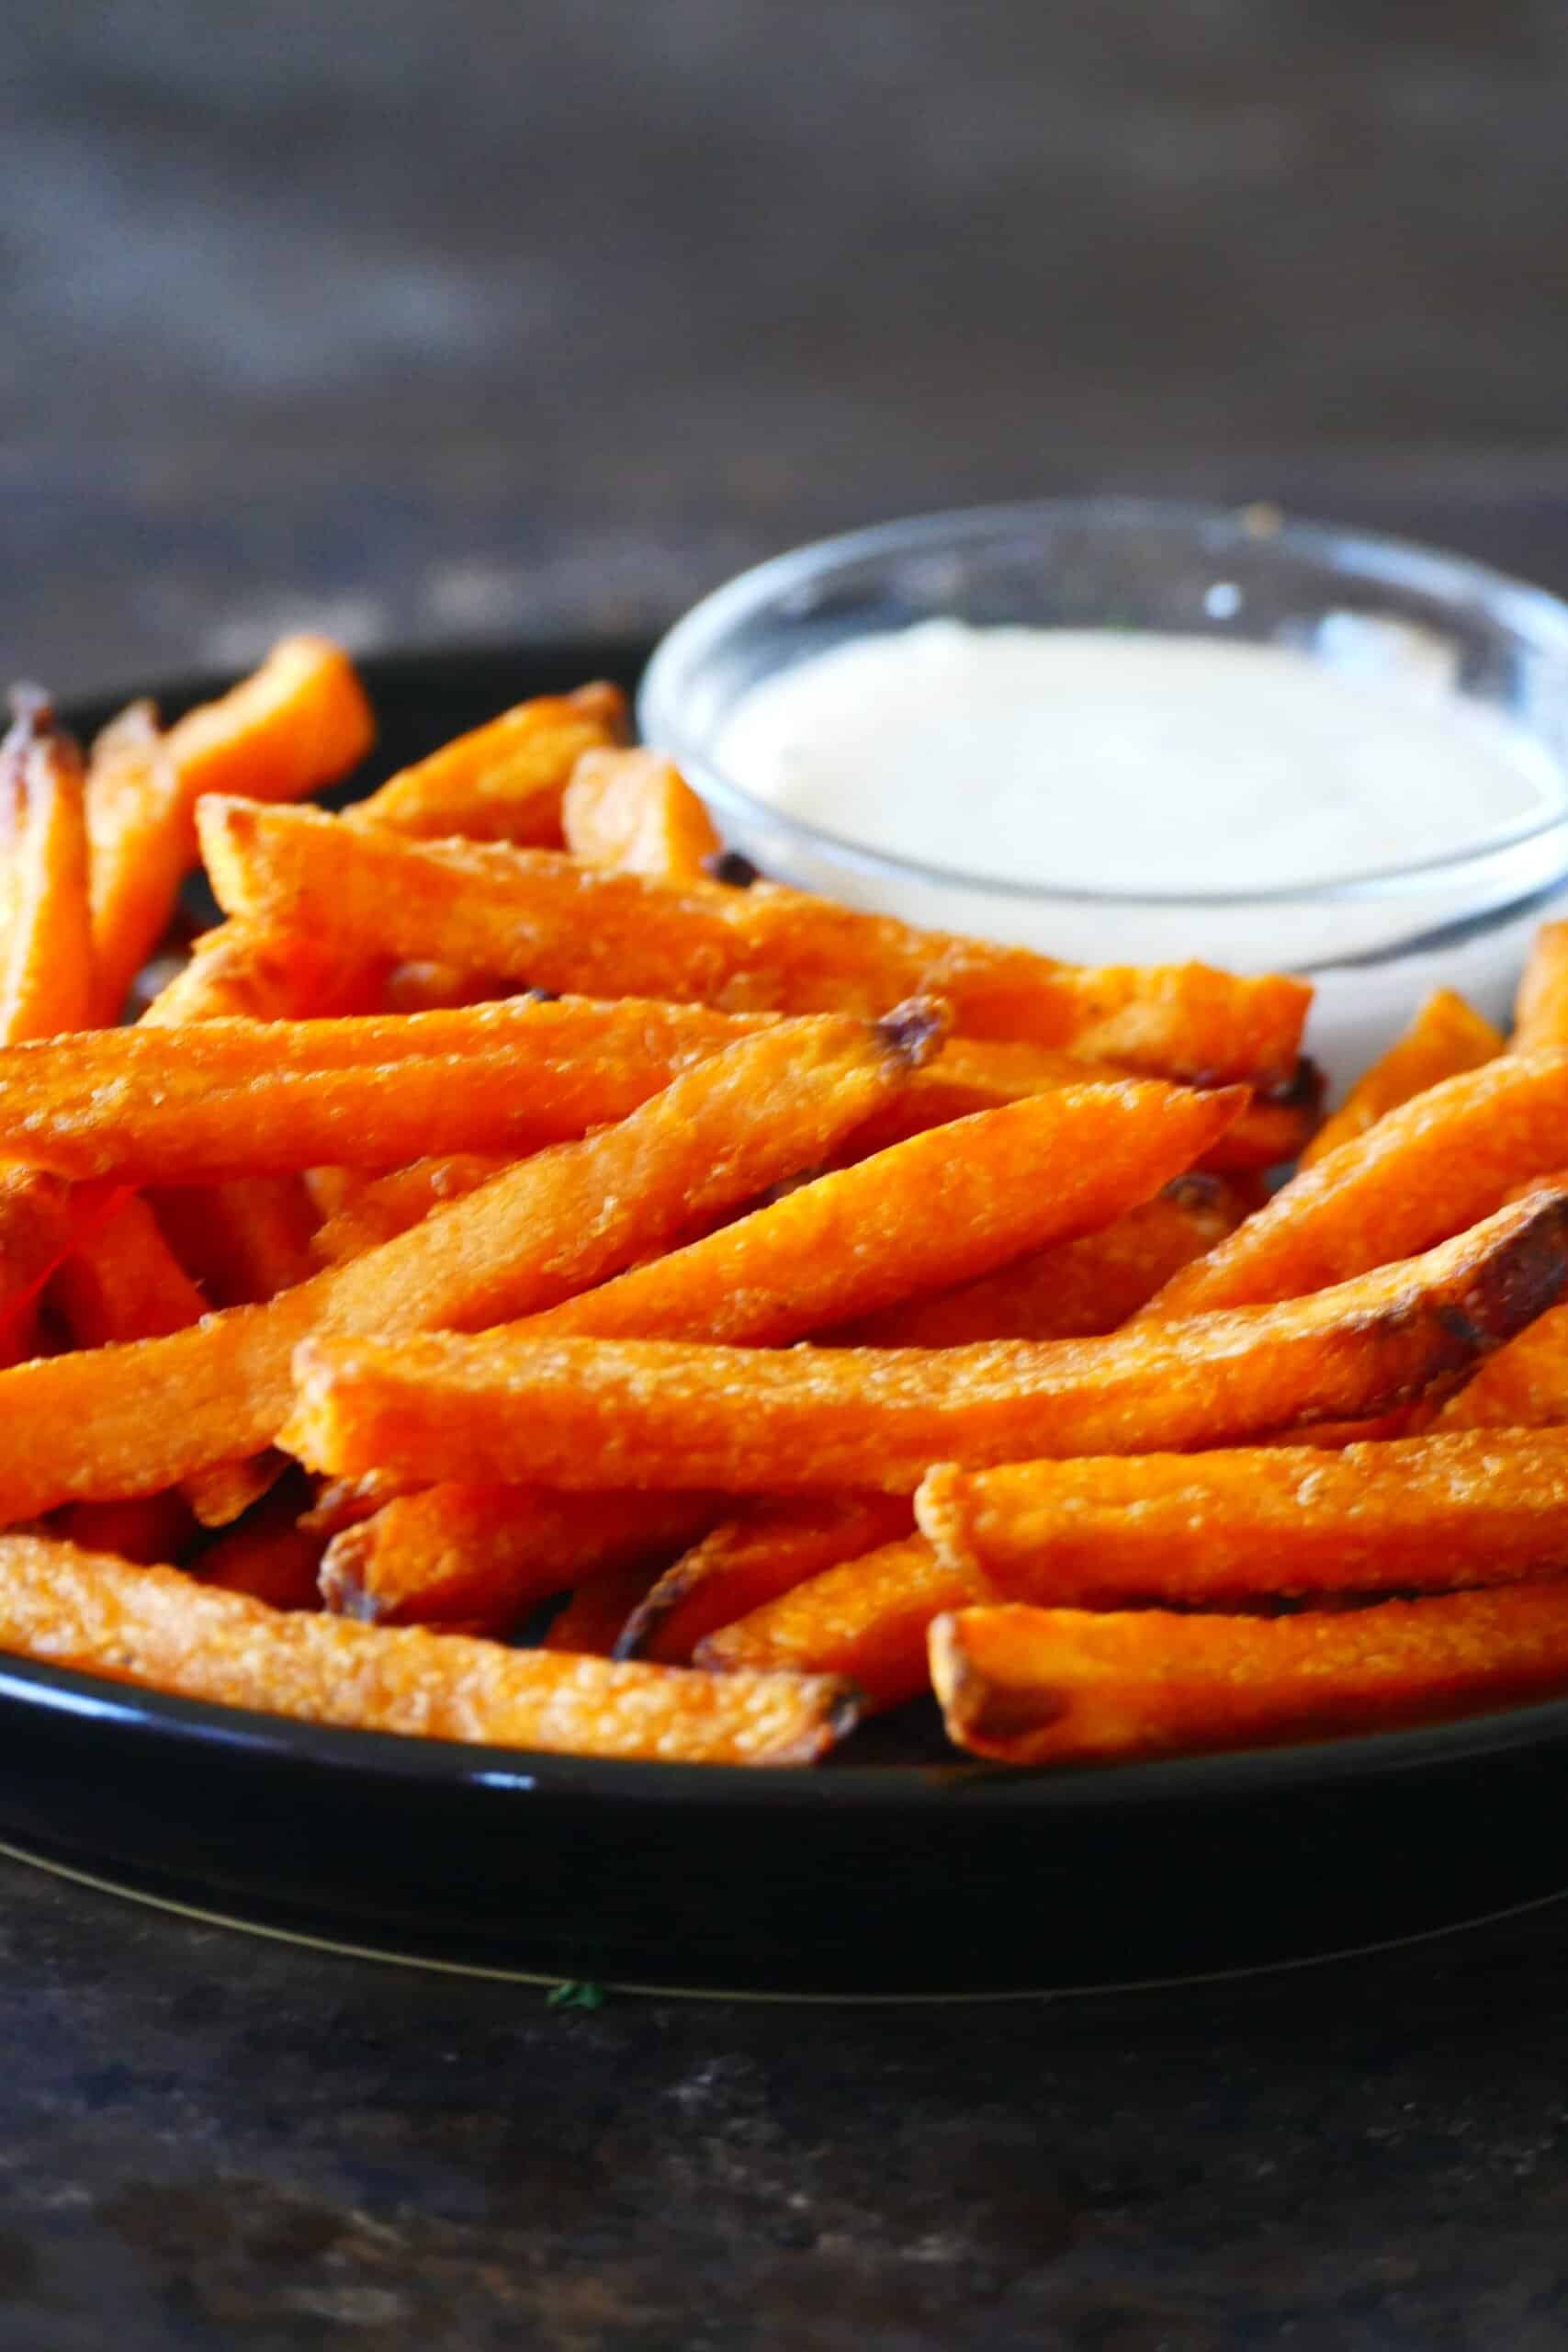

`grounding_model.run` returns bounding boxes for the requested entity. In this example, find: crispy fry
[1143,1051,1568,1318]
[84,701,180,1022]
[615,1494,914,1665]
[697,1537,987,1708]
[917,1432,1568,1606]
[310,1157,511,1263]
[543,1564,668,1657]
[0,1533,857,1765]
[48,1193,283,1524]
[0,1170,126,1324]
[145,923,385,1024]
[929,1588,1568,1767]
[1200,1060,1324,1173]
[0,995,866,1182]
[84,639,372,1025]
[153,1181,319,1306]
[59,1494,195,1566]
[0,694,94,1042]
[562,748,721,883]
[198,797,1310,1083]
[831,1179,1244,1346]
[51,1193,209,1345]
[1300,989,1502,1169]
[520,1083,1243,1351]
[191,1480,326,1609]
[0,1012,930,1519]
[321,1487,718,1627]
[1437,1302,1568,1430]
[285,1190,1568,1495]
[1513,923,1568,1056]
[351,685,622,844]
